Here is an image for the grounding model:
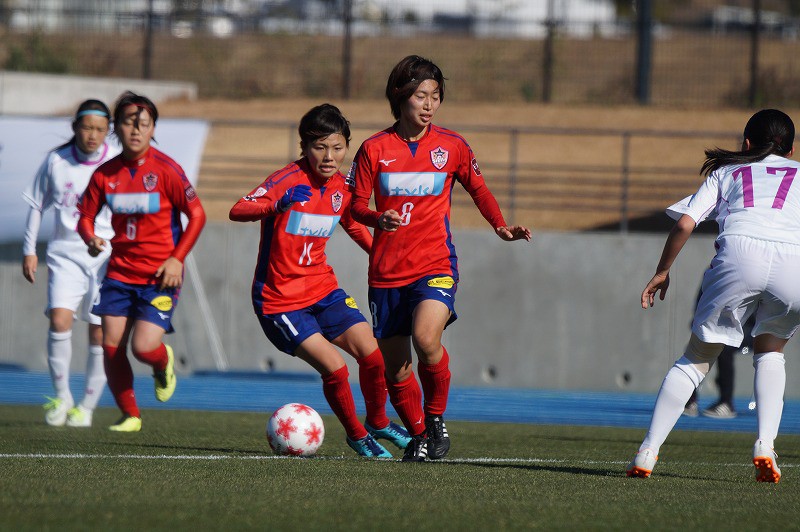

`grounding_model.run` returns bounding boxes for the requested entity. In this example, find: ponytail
[700,109,794,176]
